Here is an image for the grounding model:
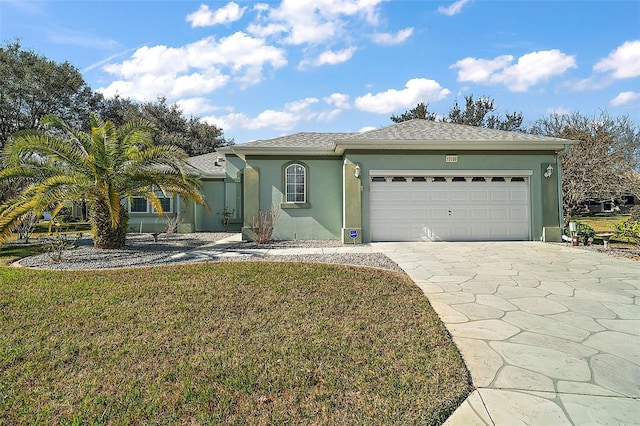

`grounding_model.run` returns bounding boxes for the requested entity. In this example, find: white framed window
[128,196,172,214]
[129,197,148,213]
[152,197,173,214]
[285,163,306,203]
